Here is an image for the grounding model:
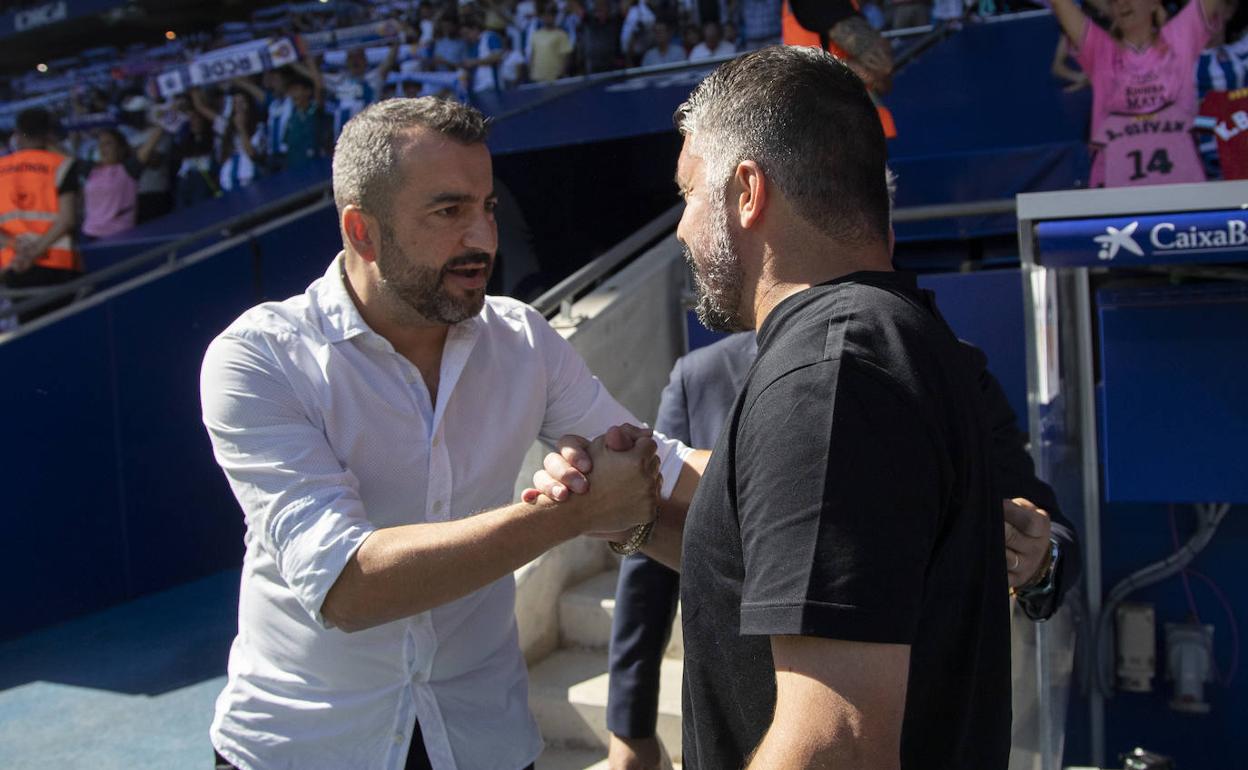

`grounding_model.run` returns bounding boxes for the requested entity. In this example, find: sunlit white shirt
[201,256,690,770]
